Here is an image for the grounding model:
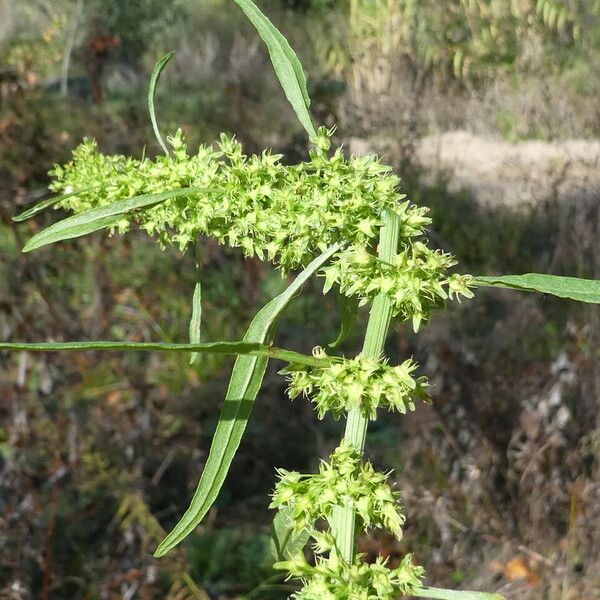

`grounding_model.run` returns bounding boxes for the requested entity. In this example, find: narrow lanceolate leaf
[475,273,600,304]
[232,0,316,139]
[412,586,506,600]
[12,187,98,222]
[328,291,359,349]
[154,244,340,557]
[270,505,312,561]
[0,340,328,368]
[22,187,201,252]
[148,52,175,155]
[189,244,202,364]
